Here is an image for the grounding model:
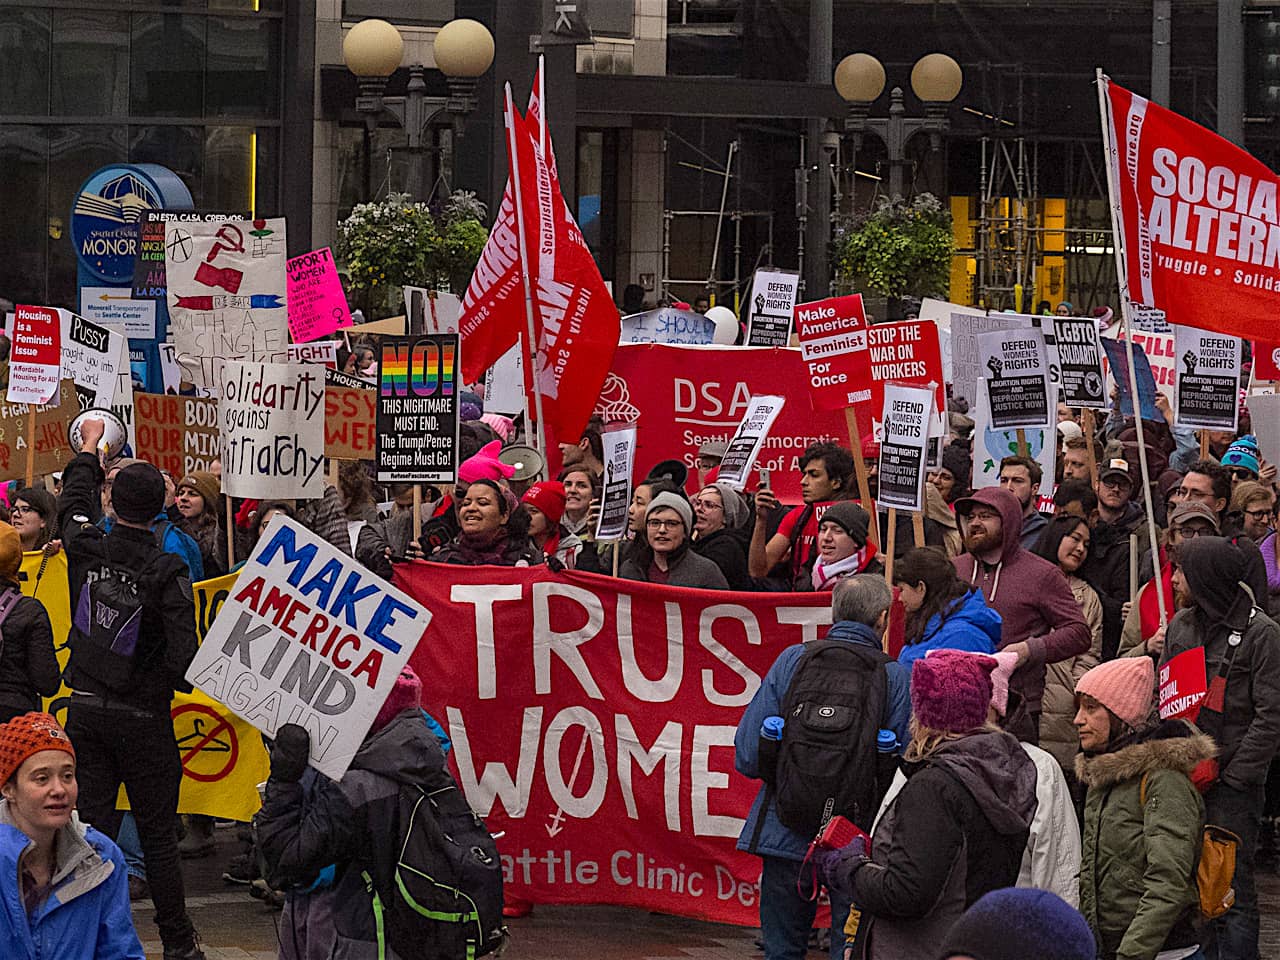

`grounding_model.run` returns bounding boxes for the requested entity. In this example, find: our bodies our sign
[595,426,637,540]
[376,334,461,483]
[1174,326,1241,429]
[977,329,1051,429]
[745,270,799,346]
[217,361,325,499]
[188,516,431,780]
[396,563,832,925]
[878,384,933,511]
[134,393,222,477]
[793,294,872,411]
